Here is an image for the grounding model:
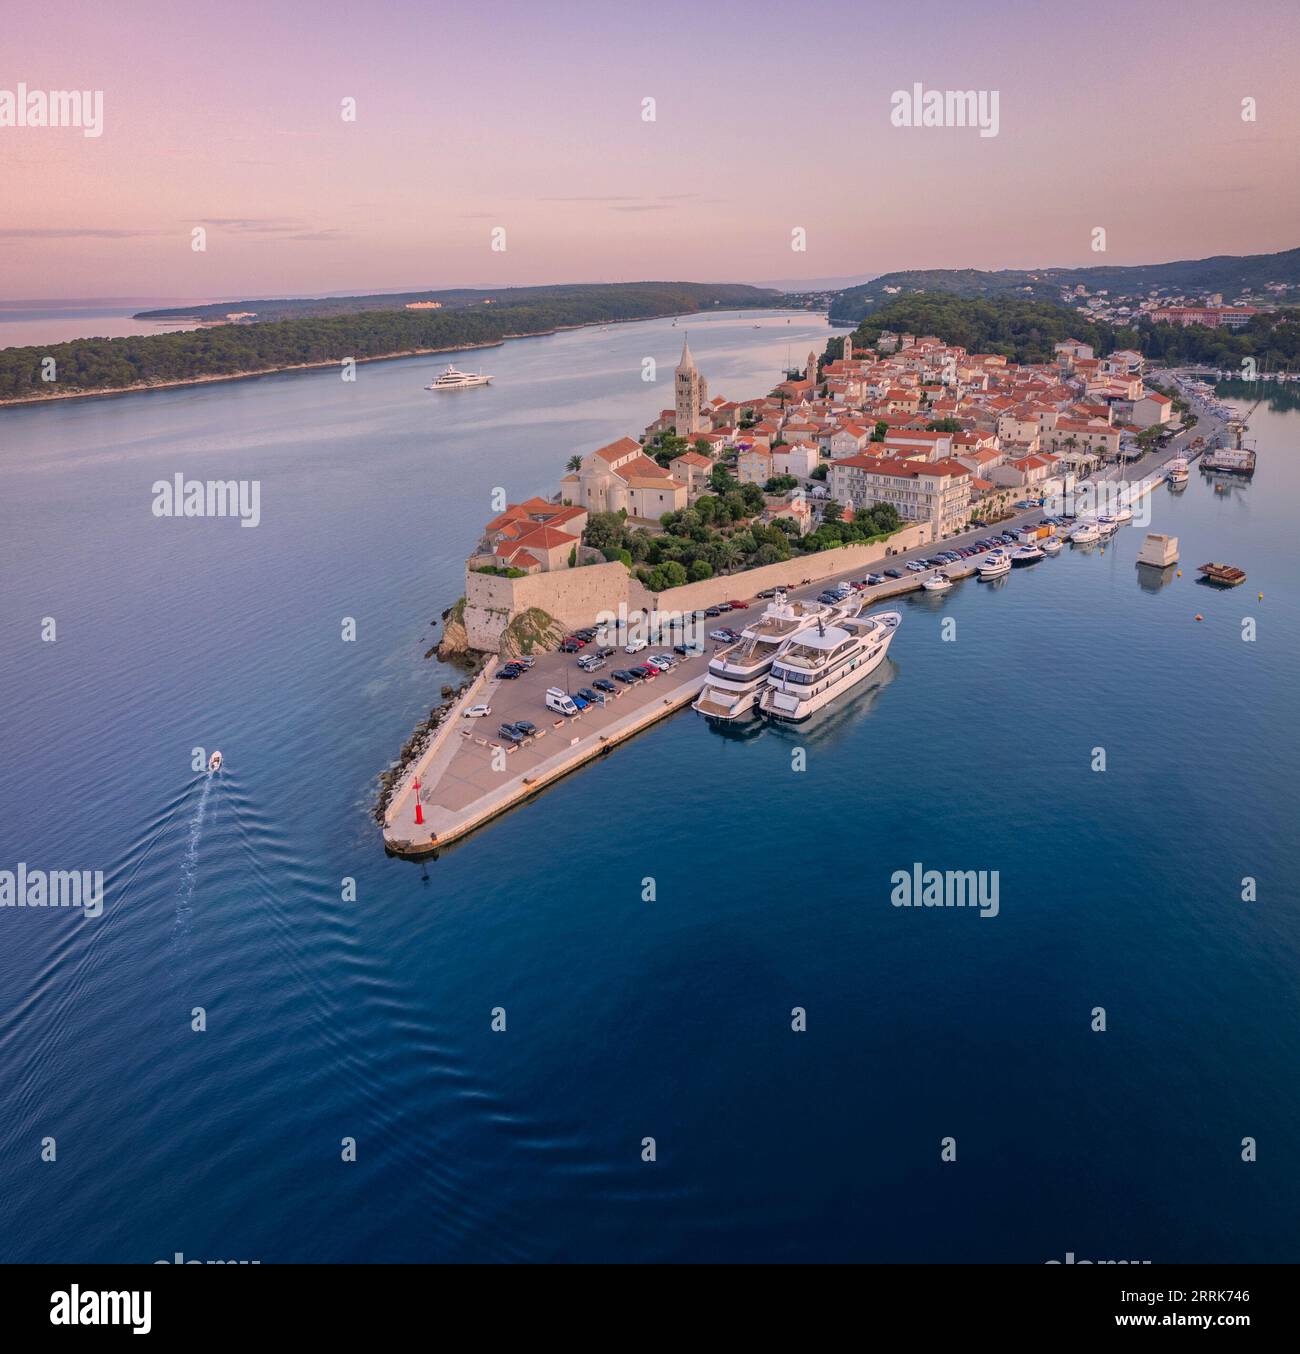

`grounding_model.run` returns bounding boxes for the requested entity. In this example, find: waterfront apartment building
[1150,305,1260,330]
[829,455,972,538]
[1130,392,1174,428]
